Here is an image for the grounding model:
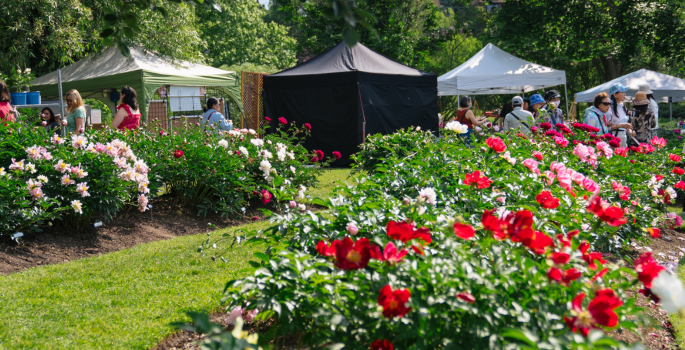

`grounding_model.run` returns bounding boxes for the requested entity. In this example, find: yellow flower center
[388,300,398,310]
[346,250,362,264]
